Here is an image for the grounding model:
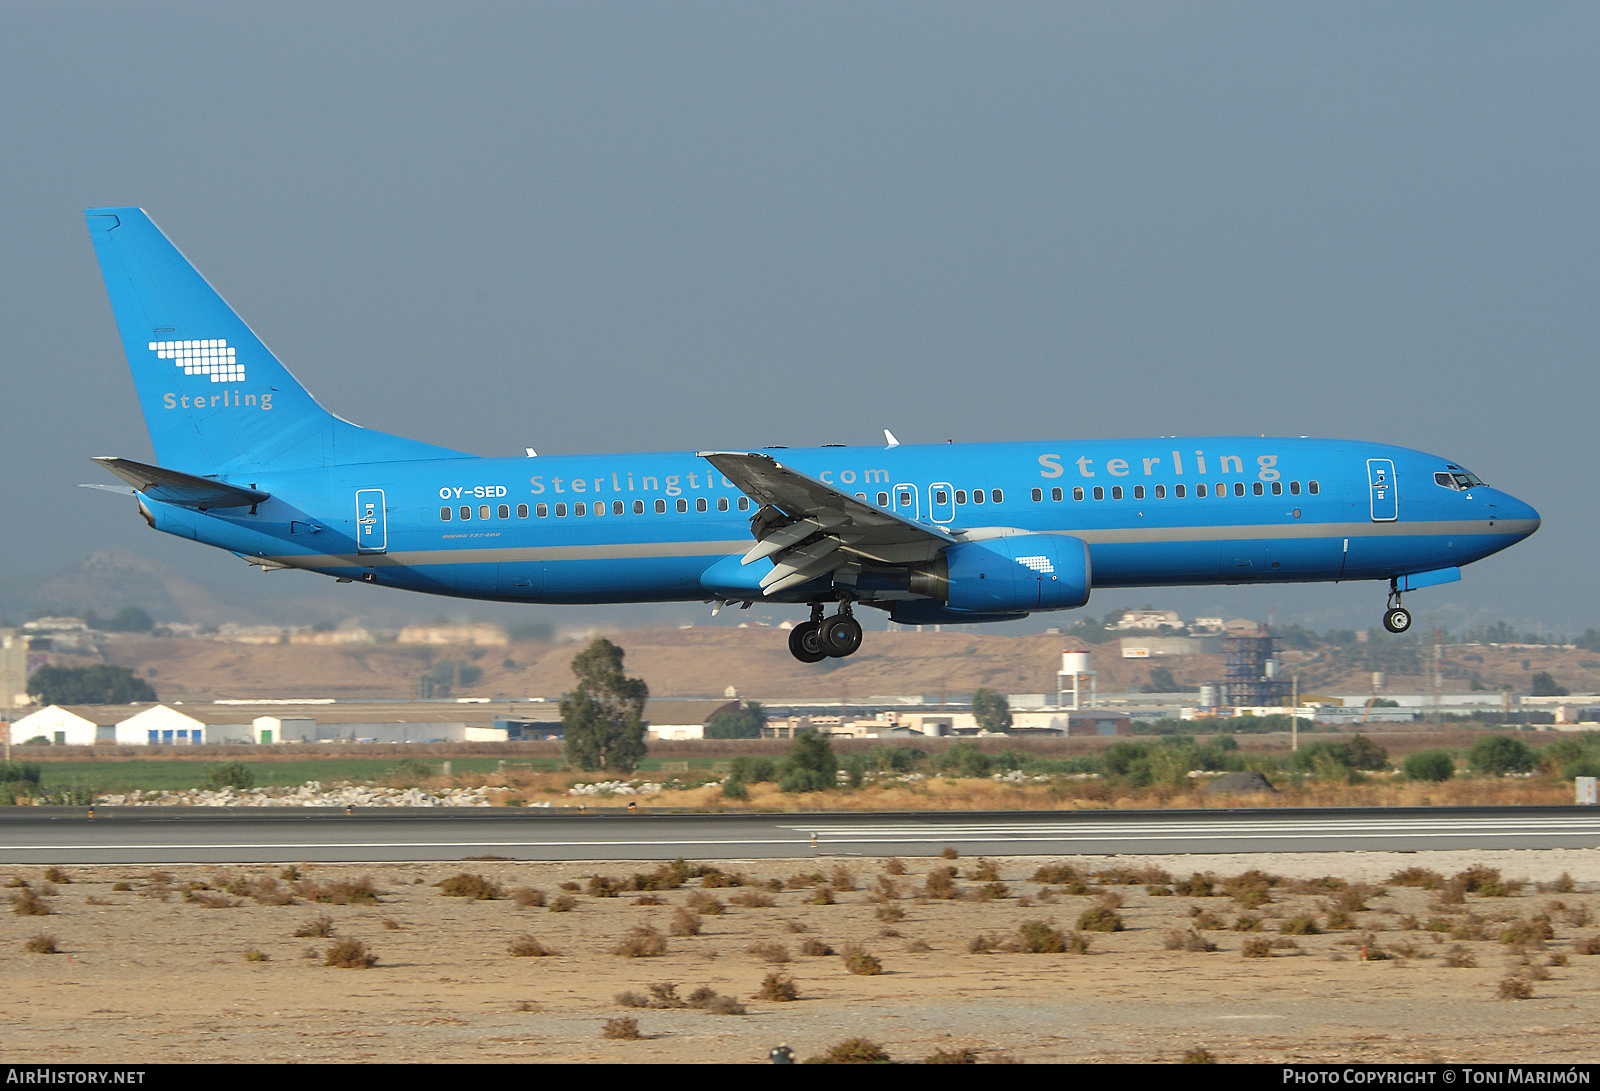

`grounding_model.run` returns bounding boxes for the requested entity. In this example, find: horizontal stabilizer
[93,456,269,510]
